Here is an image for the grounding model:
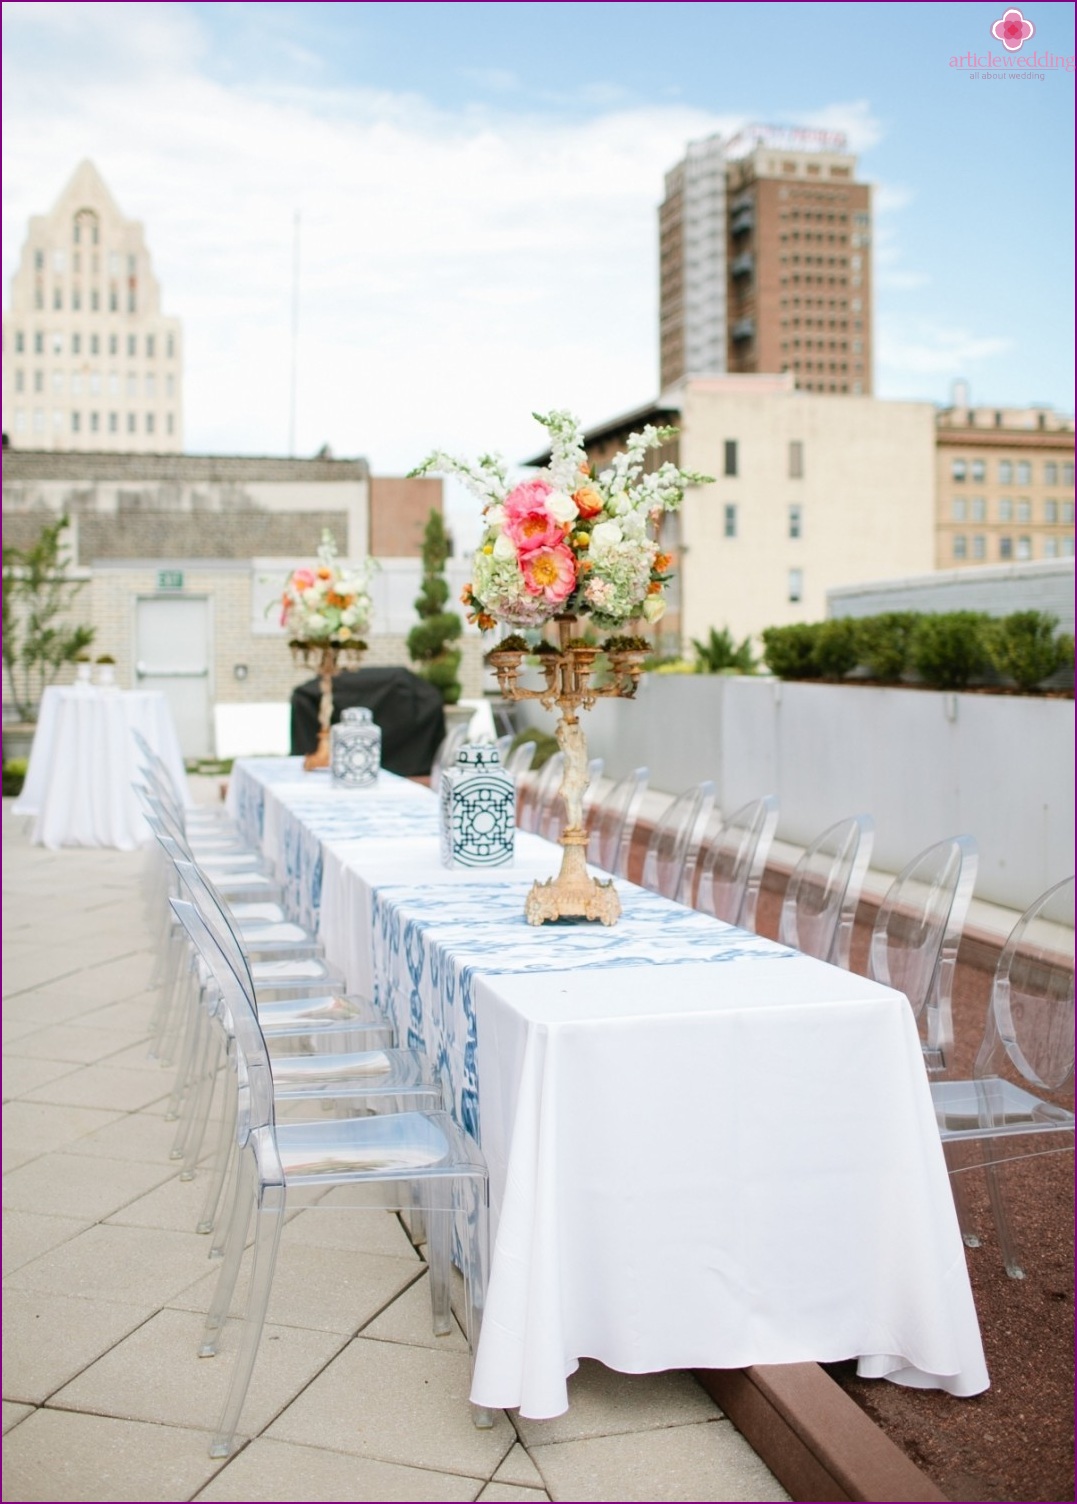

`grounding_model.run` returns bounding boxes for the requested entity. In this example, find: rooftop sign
[725,124,849,159]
